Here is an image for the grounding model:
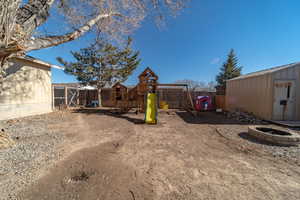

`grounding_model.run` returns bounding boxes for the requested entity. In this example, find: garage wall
[226,74,273,120]
[0,58,52,120]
